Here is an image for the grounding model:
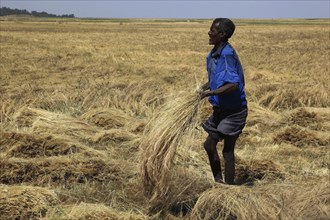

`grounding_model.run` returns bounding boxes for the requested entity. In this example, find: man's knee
[222,151,234,162]
[223,135,238,153]
[204,135,217,152]
[203,138,211,152]
[222,136,235,161]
